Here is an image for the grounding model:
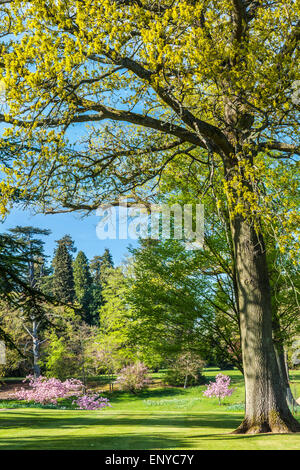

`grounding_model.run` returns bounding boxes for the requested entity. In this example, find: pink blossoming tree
[73,394,111,410]
[13,375,111,410]
[14,375,83,405]
[115,362,151,394]
[203,374,235,405]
